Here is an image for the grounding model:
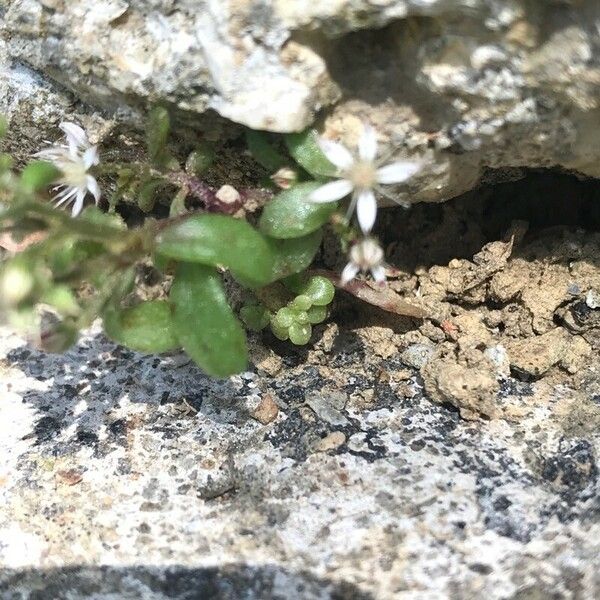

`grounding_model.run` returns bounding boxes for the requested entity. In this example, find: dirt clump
[318,173,600,419]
